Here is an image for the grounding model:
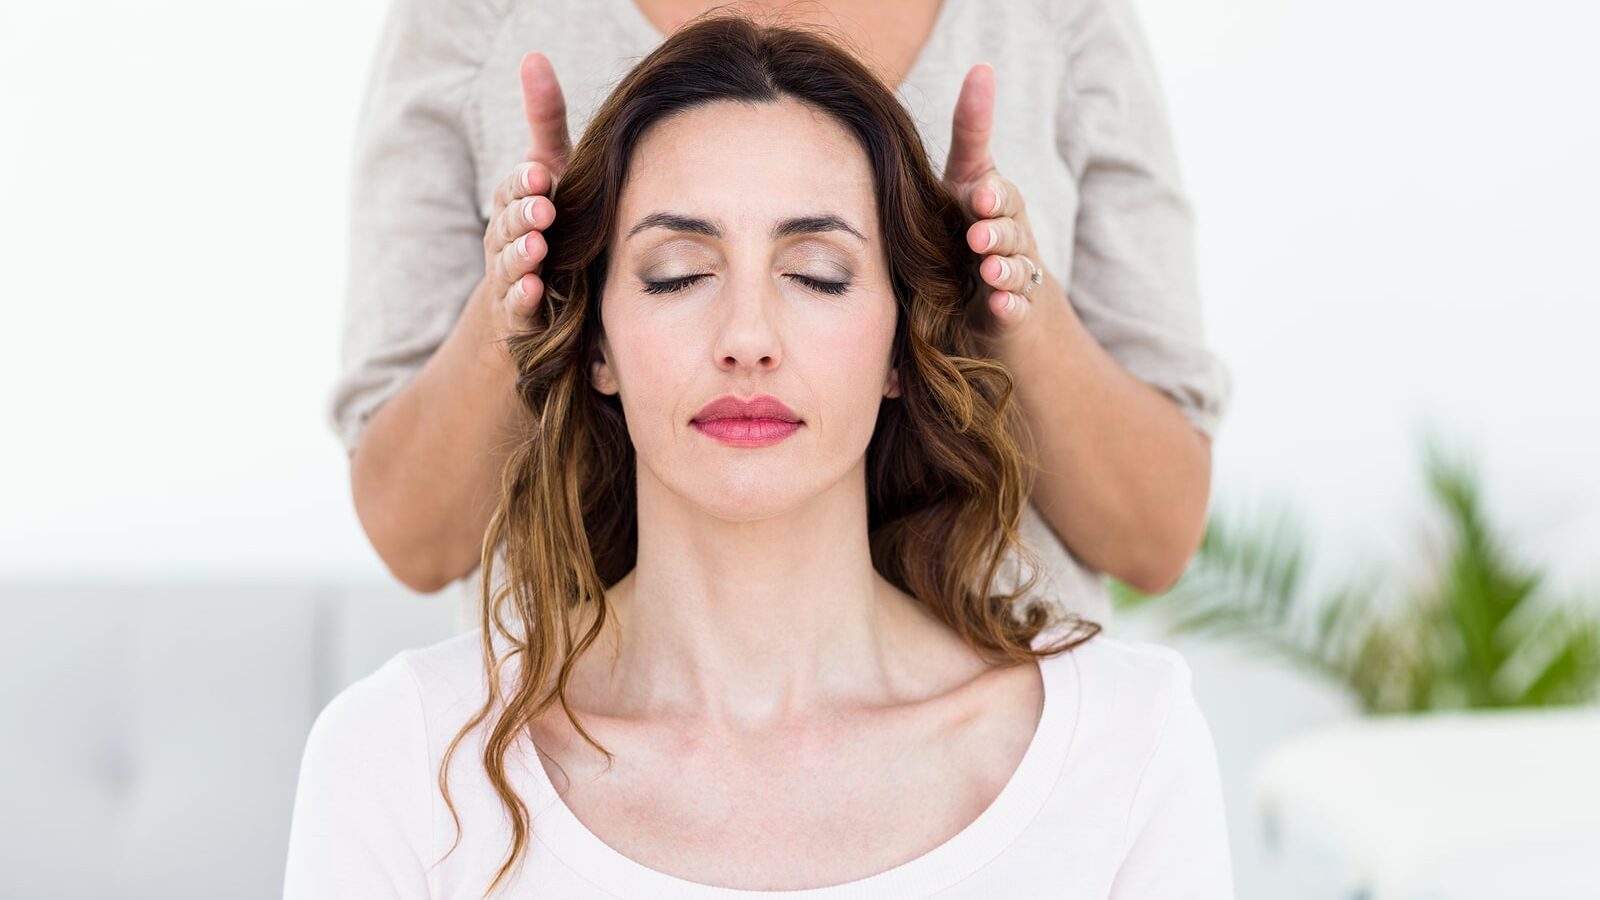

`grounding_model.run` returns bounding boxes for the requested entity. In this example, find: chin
[693,480,809,522]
